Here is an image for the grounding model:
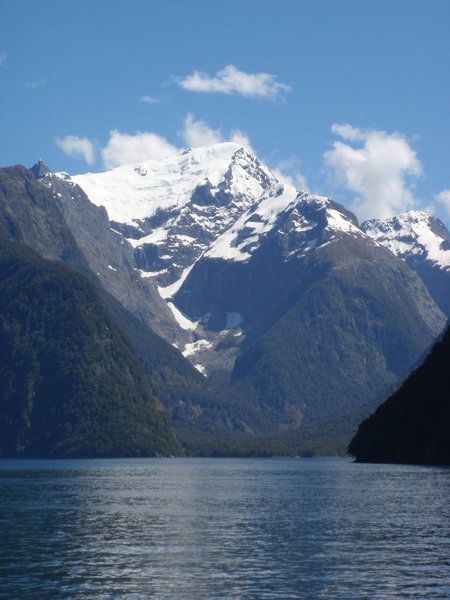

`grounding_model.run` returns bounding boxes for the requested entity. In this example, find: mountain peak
[362,210,450,270]
[363,210,432,232]
[73,141,272,225]
[31,160,51,179]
